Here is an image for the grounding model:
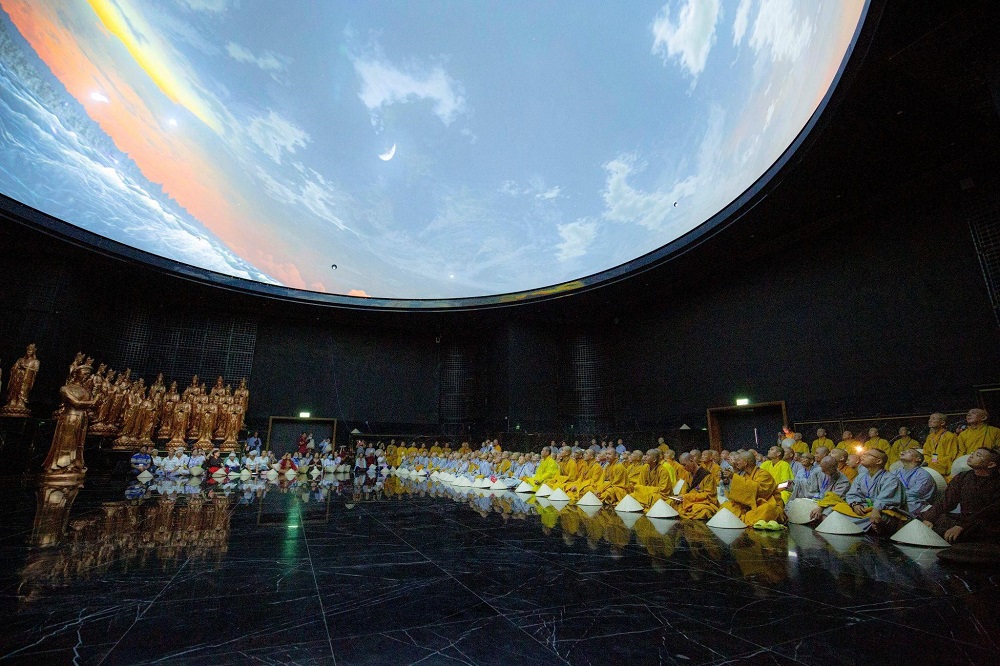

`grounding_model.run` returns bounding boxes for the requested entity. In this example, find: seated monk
[597,451,633,504]
[678,451,719,520]
[923,412,959,477]
[564,450,602,499]
[524,446,559,490]
[547,447,578,489]
[829,448,857,483]
[631,450,671,509]
[759,446,795,503]
[720,450,783,526]
[831,449,906,536]
[791,455,851,522]
[922,447,1000,543]
[701,450,722,485]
